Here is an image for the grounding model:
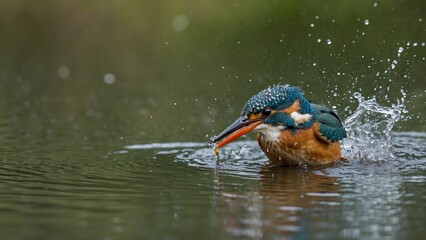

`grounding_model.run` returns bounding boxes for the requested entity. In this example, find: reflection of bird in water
[216,166,340,239]
[212,85,346,166]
